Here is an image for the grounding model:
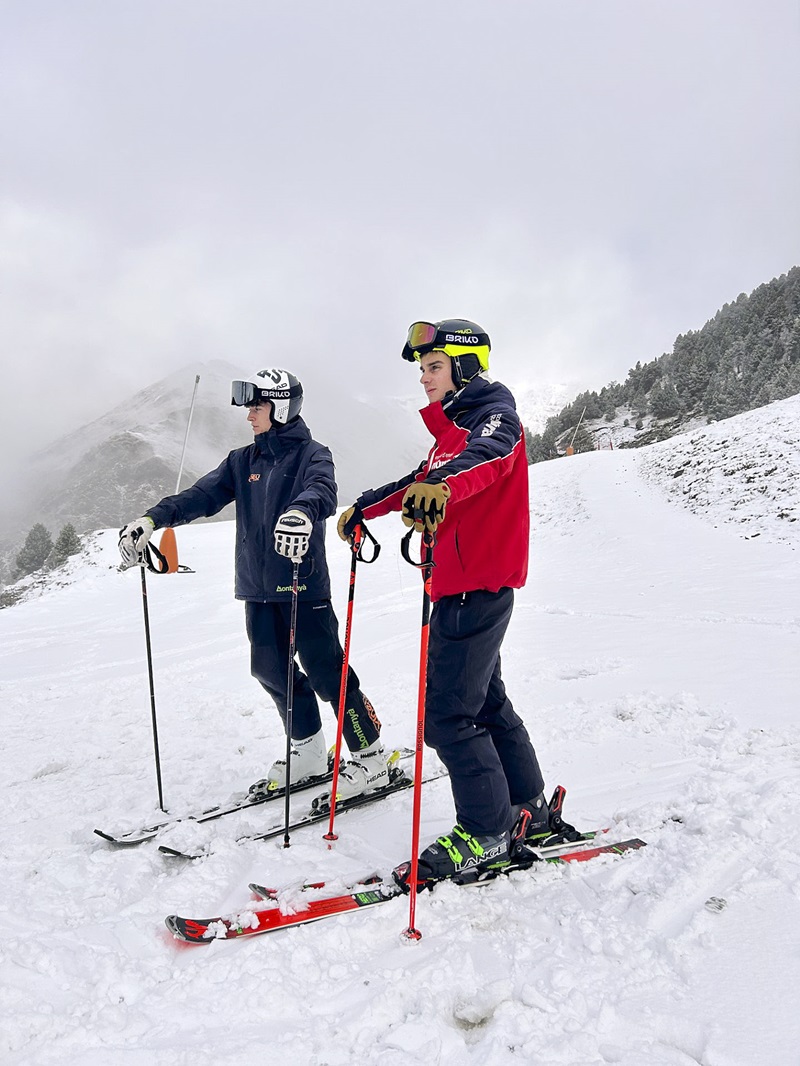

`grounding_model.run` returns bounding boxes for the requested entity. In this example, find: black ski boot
[512,785,583,849]
[393,824,511,889]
